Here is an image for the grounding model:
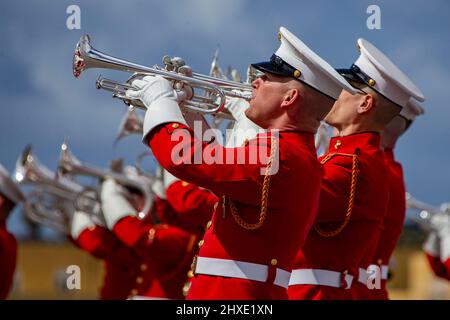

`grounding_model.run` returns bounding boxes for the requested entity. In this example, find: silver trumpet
[23,186,100,234]
[114,107,143,144]
[23,186,73,234]
[15,146,102,232]
[57,140,153,219]
[406,192,447,231]
[73,34,252,114]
